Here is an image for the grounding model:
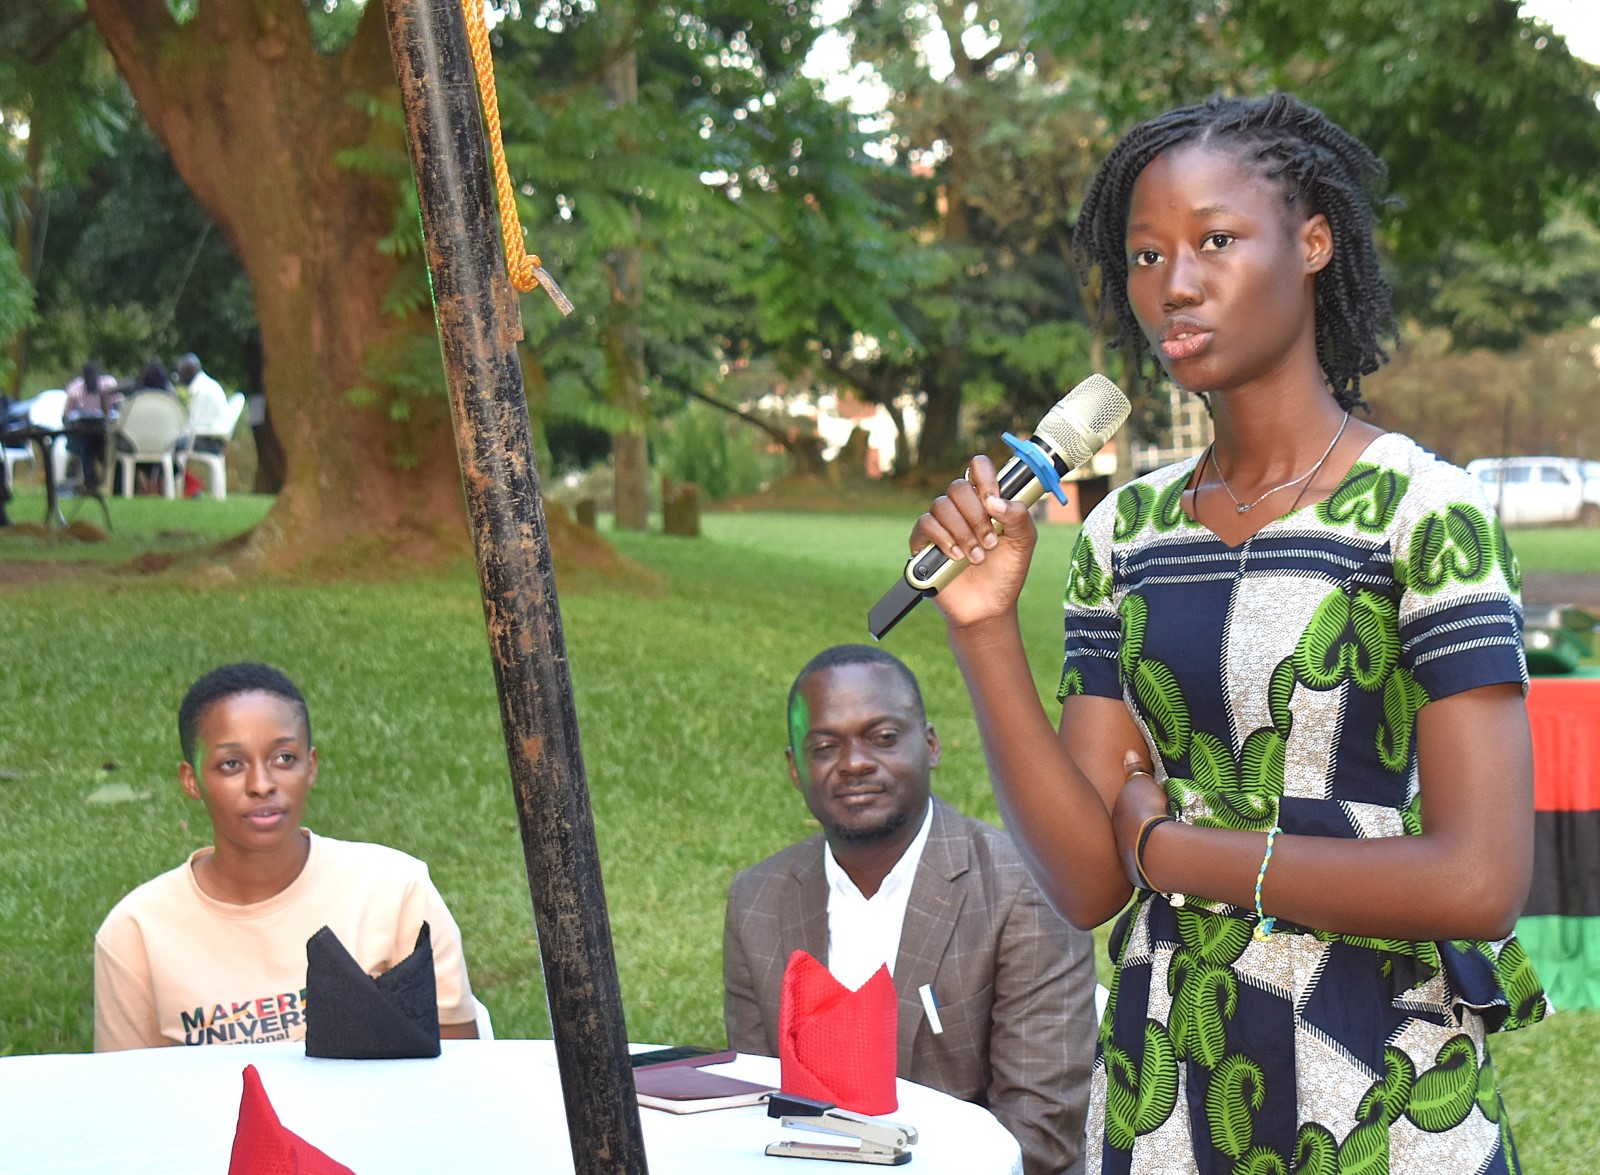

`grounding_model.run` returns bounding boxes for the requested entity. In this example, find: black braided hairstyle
[1073,92,1397,411]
